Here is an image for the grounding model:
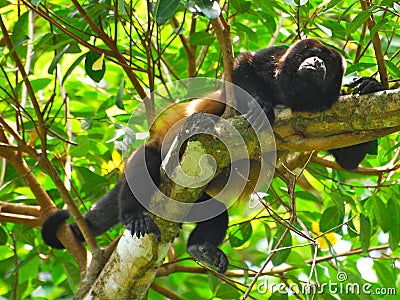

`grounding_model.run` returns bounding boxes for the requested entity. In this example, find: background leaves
[0,0,399,299]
